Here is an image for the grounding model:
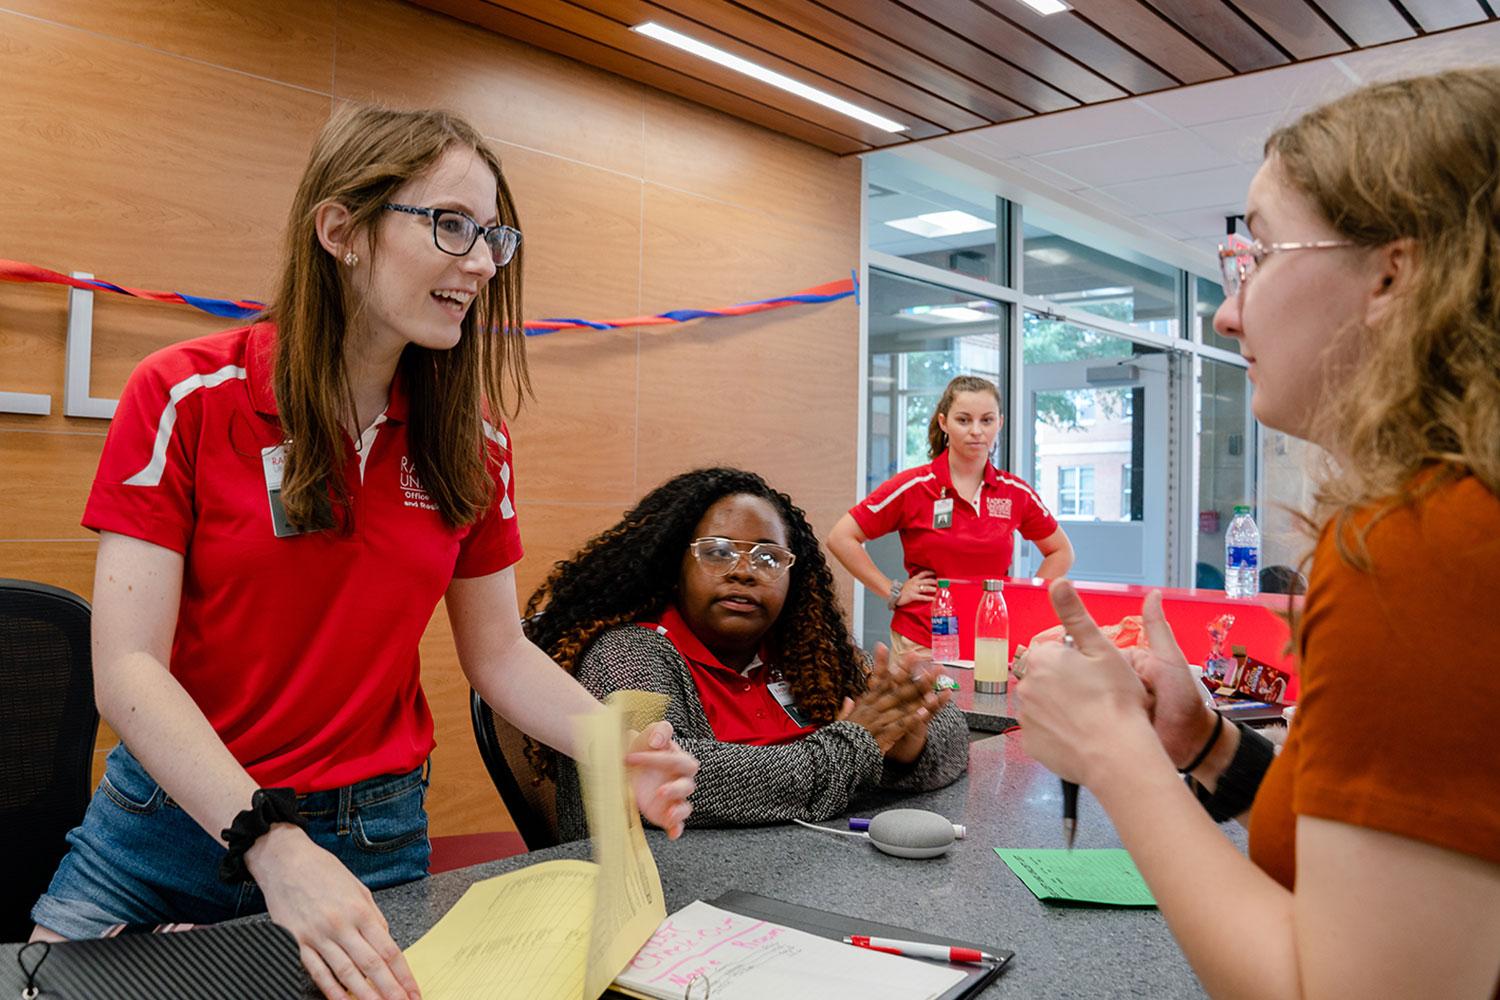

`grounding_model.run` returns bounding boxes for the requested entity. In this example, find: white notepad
[611,900,967,1000]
